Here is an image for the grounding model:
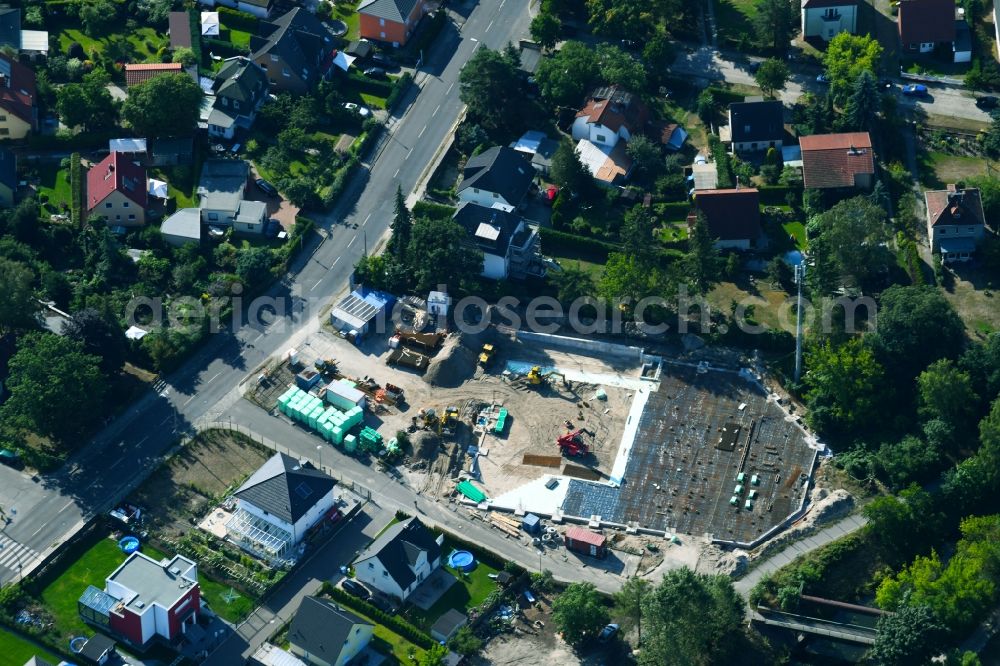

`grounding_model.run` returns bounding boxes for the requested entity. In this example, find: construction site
[247,315,820,548]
